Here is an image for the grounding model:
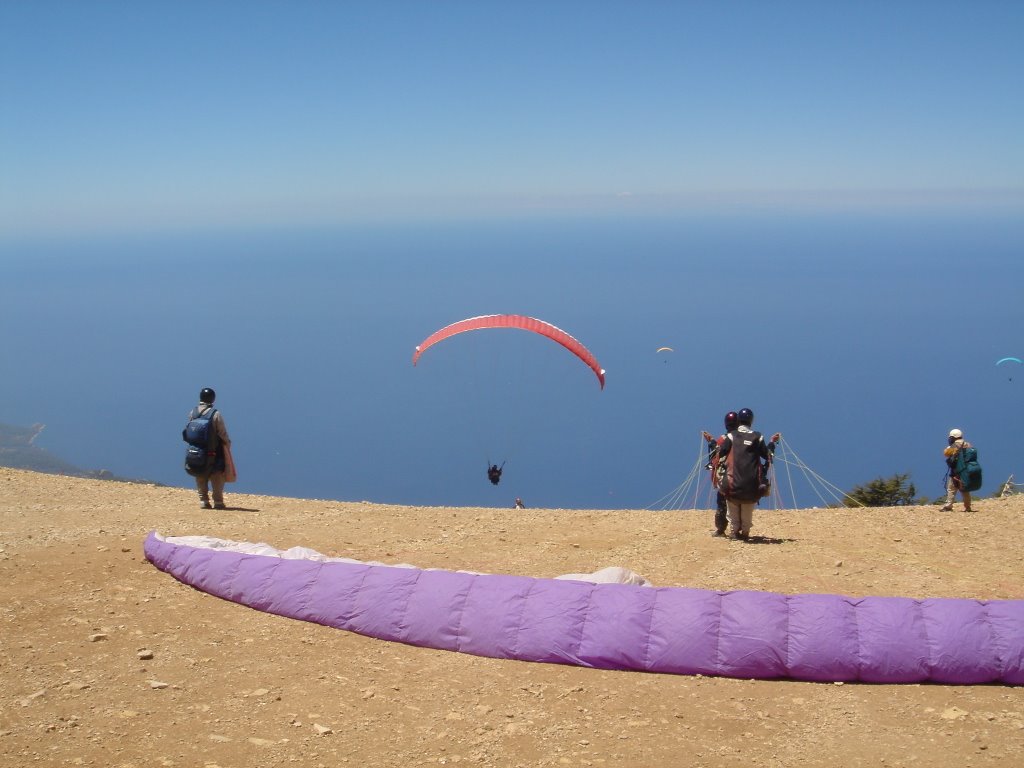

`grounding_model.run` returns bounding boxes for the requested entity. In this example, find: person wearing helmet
[716,408,780,541]
[703,411,739,537]
[941,428,973,512]
[184,387,233,510]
